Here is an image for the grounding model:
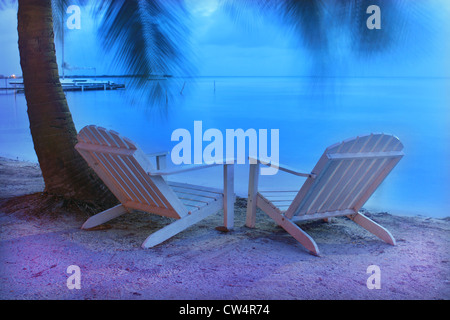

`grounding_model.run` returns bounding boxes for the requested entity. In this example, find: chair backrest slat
[285,133,403,219]
[76,125,187,219]
[119,155,168,208]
